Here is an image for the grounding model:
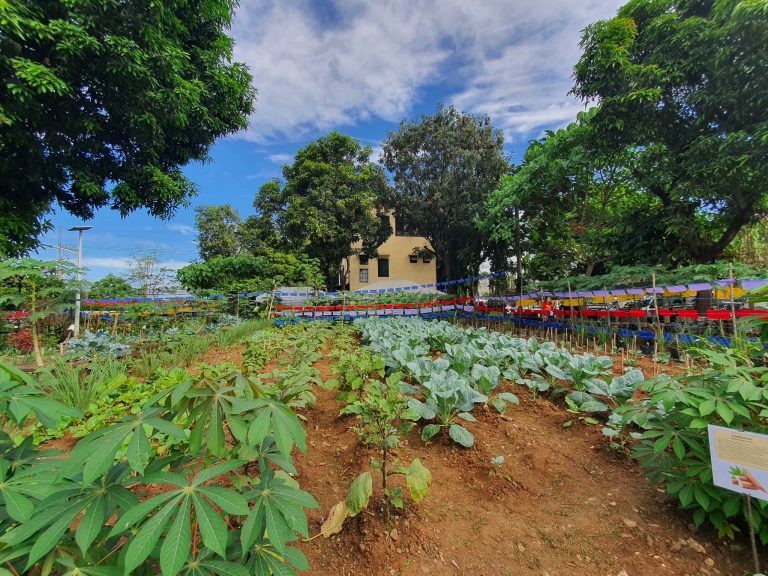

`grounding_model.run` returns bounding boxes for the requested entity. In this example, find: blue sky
[34,0,624,281]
